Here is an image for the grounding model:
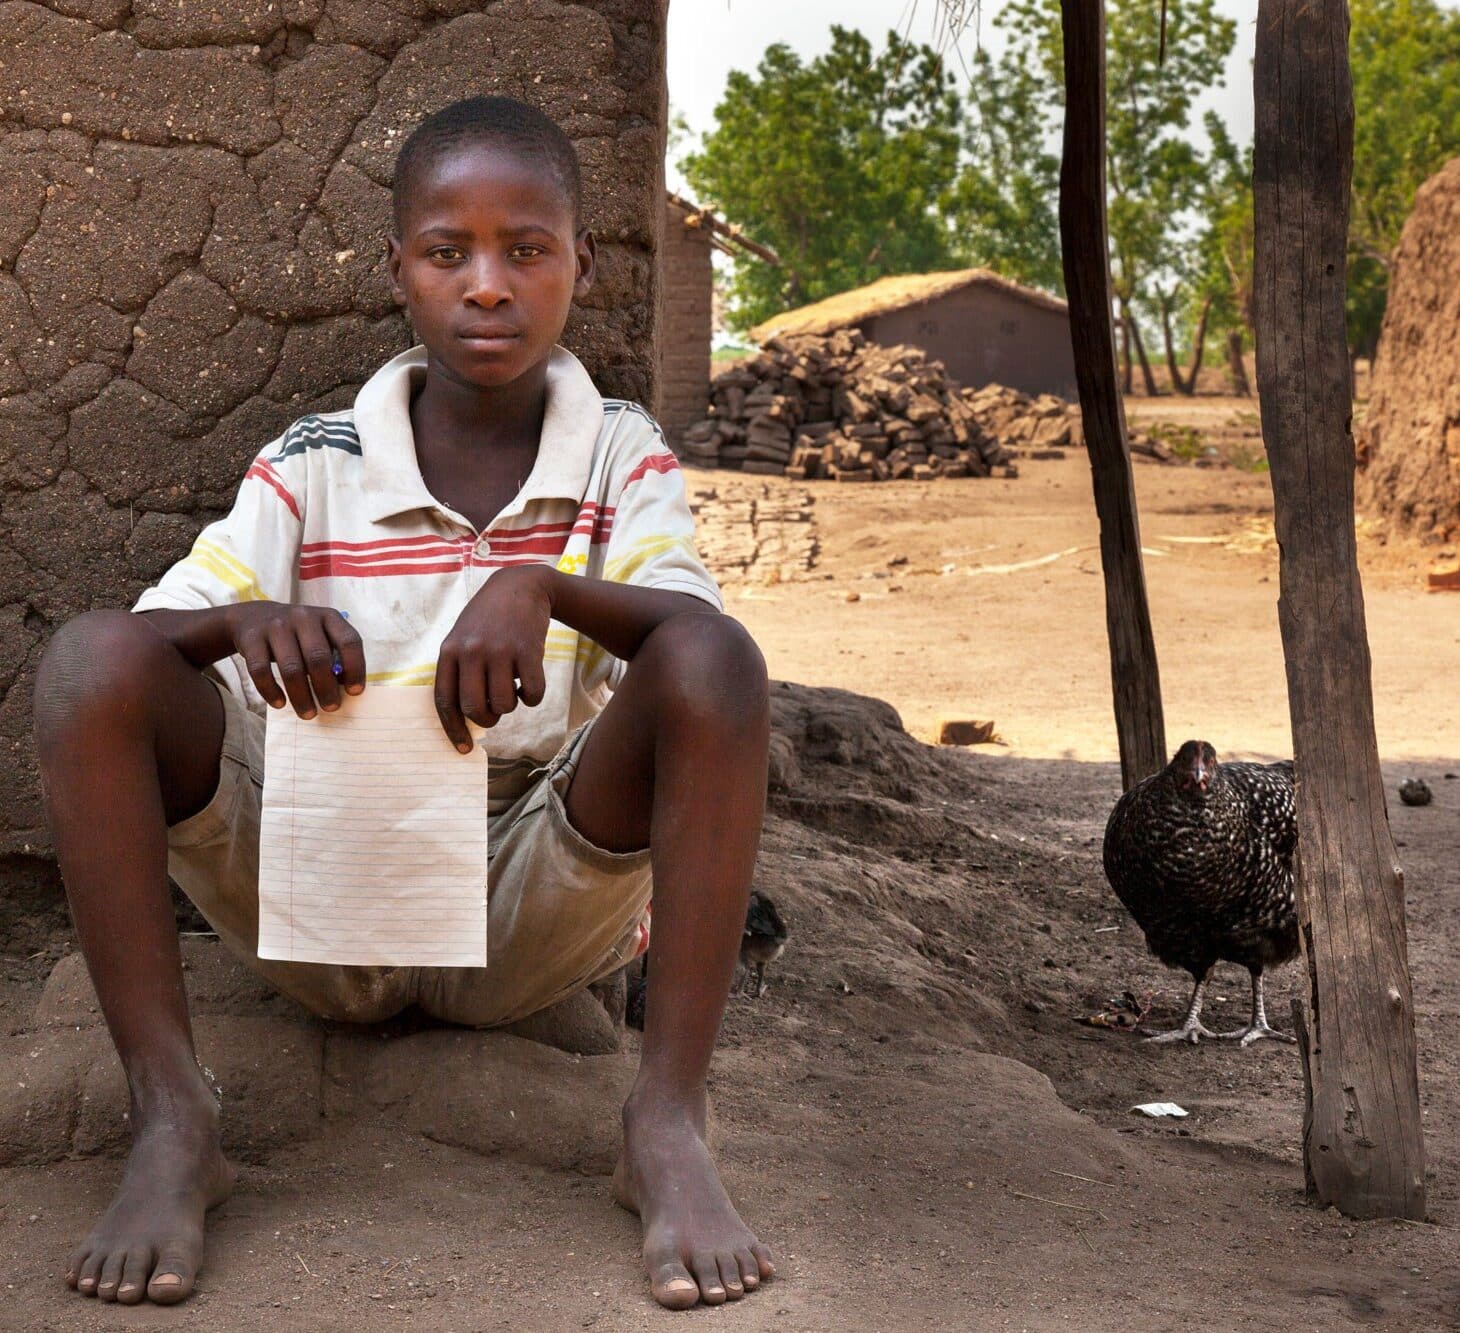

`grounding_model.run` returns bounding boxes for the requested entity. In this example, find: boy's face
[387,144,594,391]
